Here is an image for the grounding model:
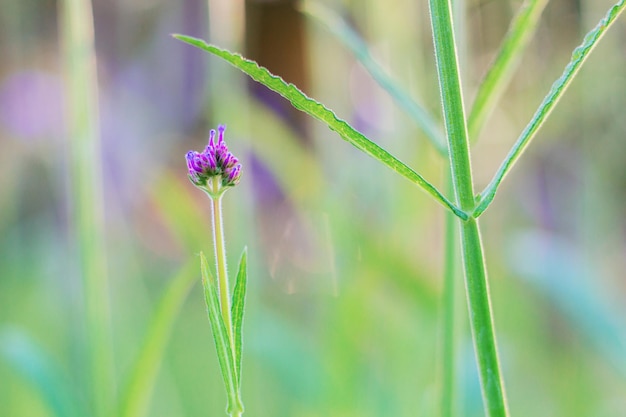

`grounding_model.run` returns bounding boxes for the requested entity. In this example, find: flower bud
[185,125,242,193]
